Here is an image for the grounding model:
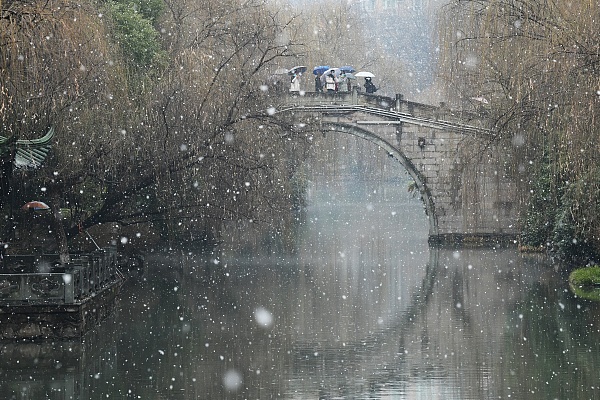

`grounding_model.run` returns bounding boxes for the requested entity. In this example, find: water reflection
[2,179,600,399]
[0,317,119,399]
[3,251,600,399]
